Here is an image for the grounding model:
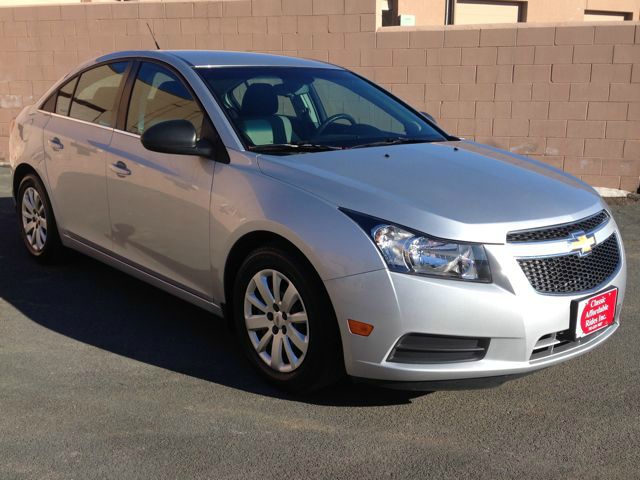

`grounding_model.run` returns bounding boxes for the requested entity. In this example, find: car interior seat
[239,83,294,145]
